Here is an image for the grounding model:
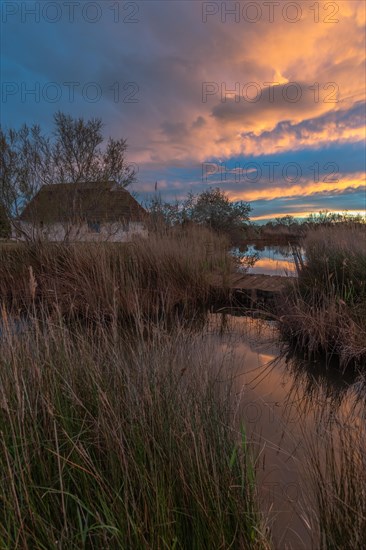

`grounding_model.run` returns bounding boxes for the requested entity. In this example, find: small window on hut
[87,220,101,233]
